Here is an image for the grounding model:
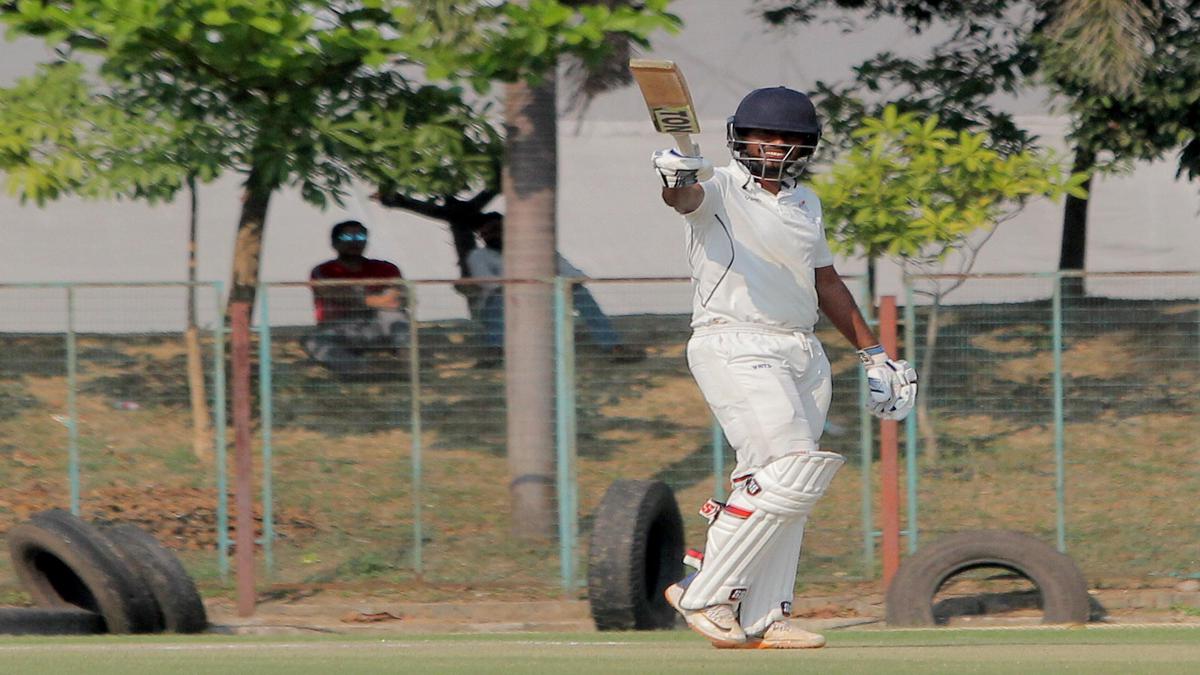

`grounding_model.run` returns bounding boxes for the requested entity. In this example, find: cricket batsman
[652,86,918,649]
